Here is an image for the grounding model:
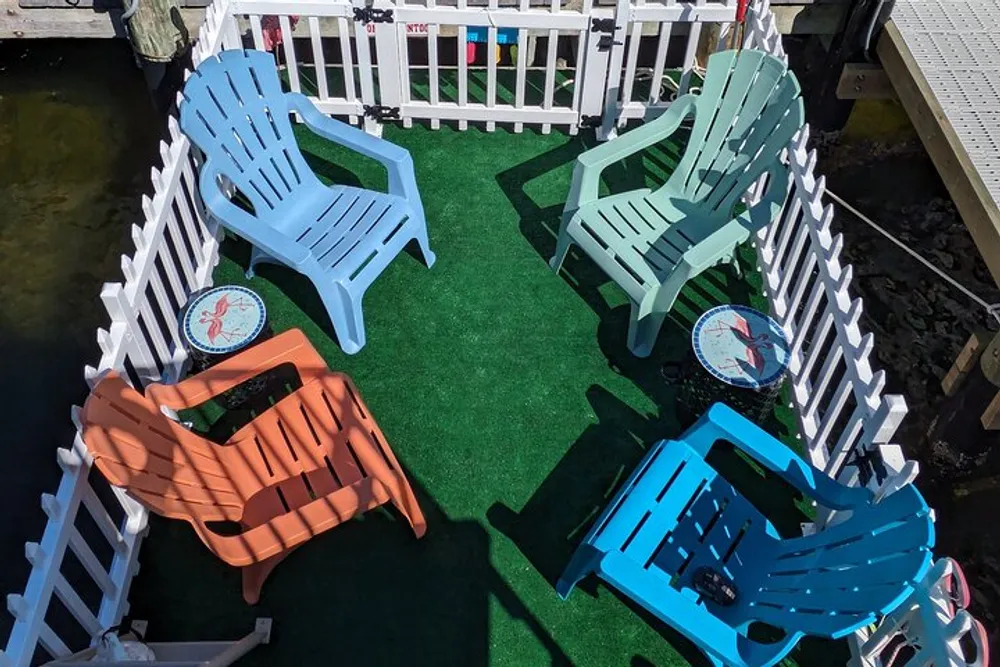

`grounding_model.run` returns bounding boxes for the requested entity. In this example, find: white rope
[825,189,1000,324]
